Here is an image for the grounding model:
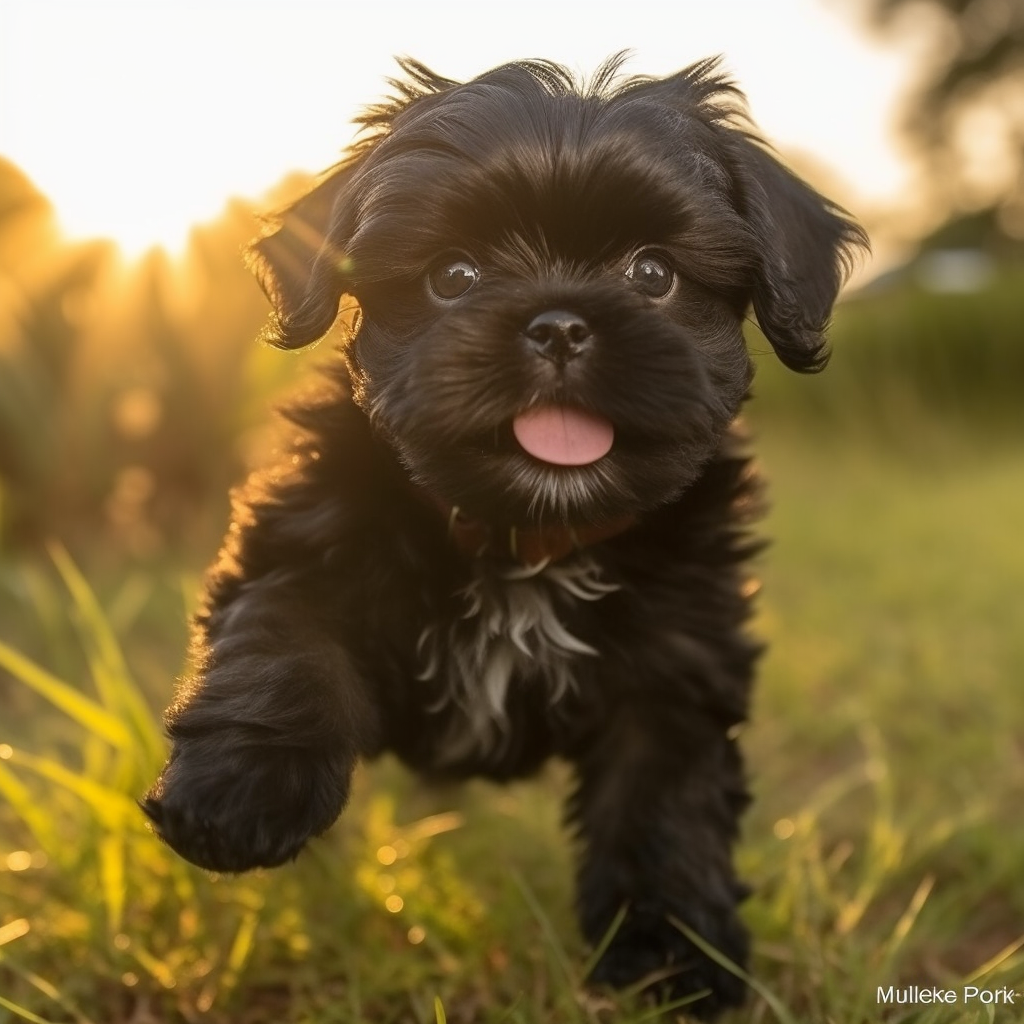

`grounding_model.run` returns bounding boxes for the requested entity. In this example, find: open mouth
[511,405,615,467]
